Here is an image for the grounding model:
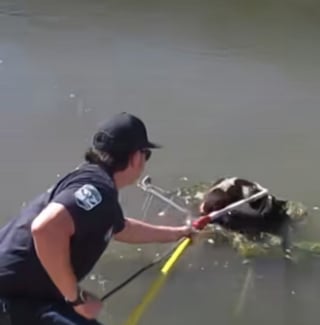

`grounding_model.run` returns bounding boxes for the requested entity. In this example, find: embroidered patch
[74,184,102,211]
